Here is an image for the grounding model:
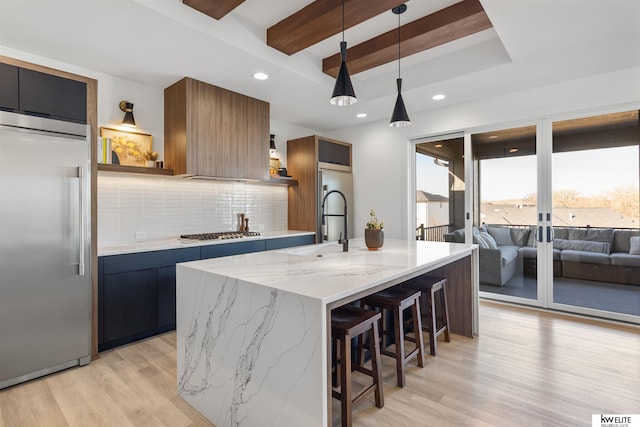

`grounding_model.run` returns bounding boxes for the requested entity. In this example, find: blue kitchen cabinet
[200,240,266,259]
[264,234,315,250]
[98,235,314,351]
[98,247,200,351]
